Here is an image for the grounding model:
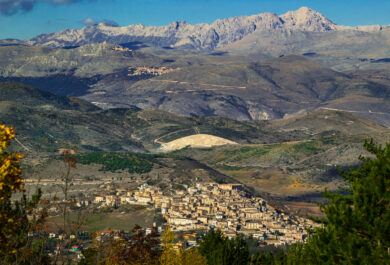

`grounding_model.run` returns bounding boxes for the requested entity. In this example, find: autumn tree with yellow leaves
[0,125,23,201]
[160,225,178,265]
[0,125,49,264]
[160,225,206,265]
